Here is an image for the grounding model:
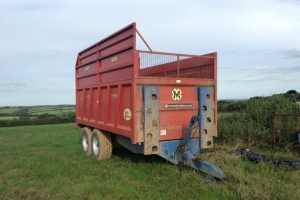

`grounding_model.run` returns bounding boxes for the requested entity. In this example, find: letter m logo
[172,88,182,101]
